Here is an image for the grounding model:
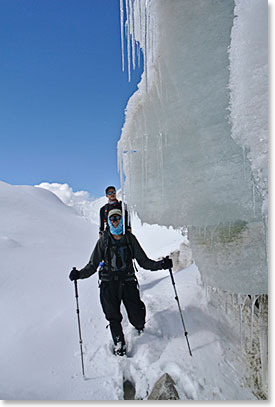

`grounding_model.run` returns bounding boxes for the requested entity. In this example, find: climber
[98,186,131,237]
[69,208,172,356]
